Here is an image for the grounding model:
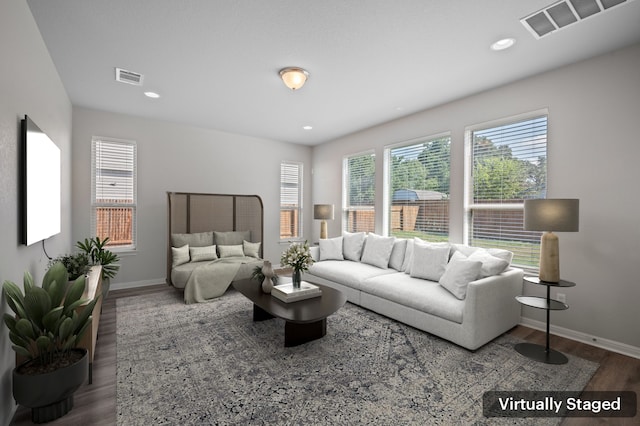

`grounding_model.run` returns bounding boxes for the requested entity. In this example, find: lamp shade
[279,67,309,90]
[524,199,579,232]
[313,204,334,220]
